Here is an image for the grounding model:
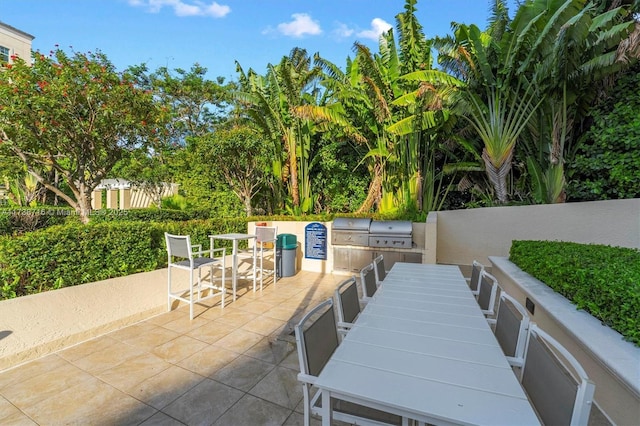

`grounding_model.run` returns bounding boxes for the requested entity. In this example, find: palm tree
[434,0,636,204]
[436,13,543,204]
